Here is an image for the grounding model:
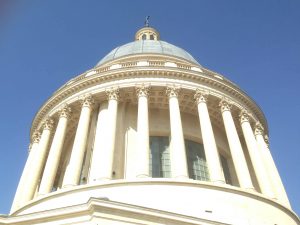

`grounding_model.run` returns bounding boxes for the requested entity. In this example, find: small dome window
[142,34,147,40]
[150,34,154,40]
